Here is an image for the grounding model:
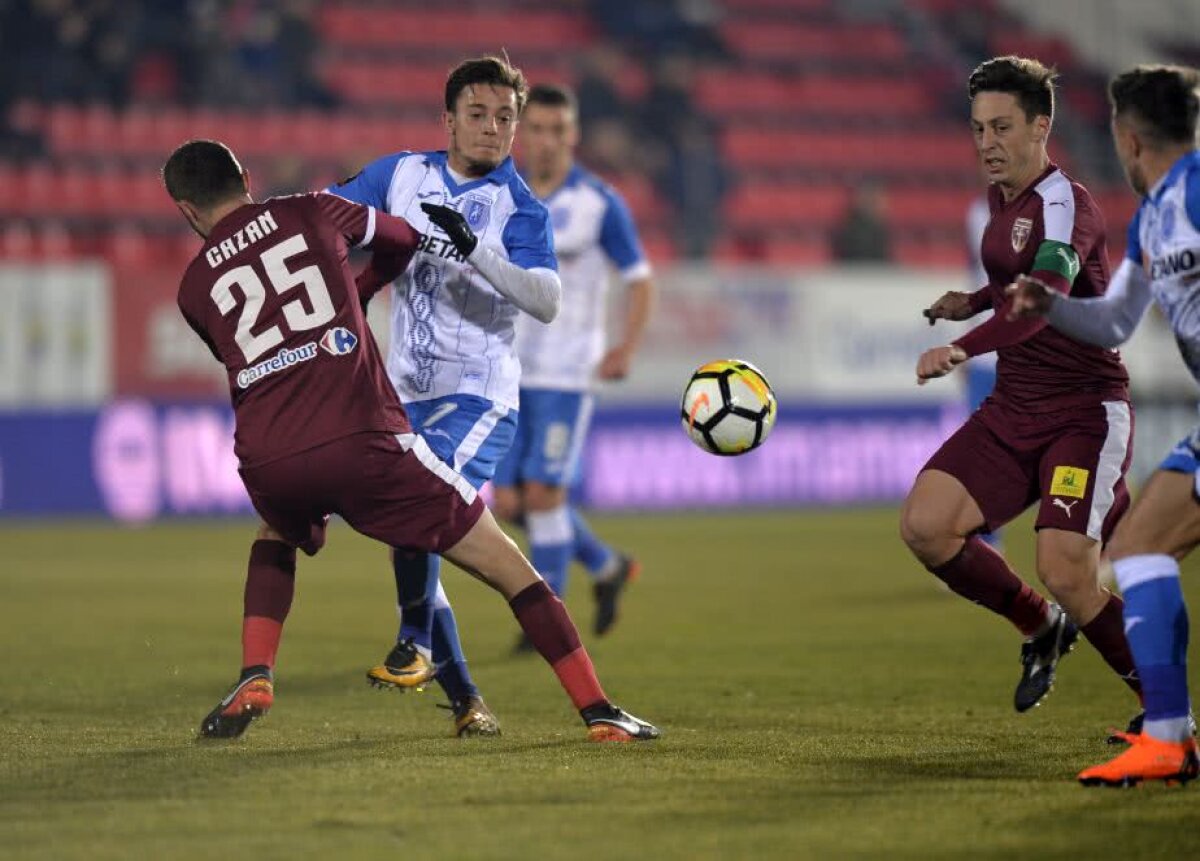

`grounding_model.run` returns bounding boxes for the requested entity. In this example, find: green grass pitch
[2,509,1197,860]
